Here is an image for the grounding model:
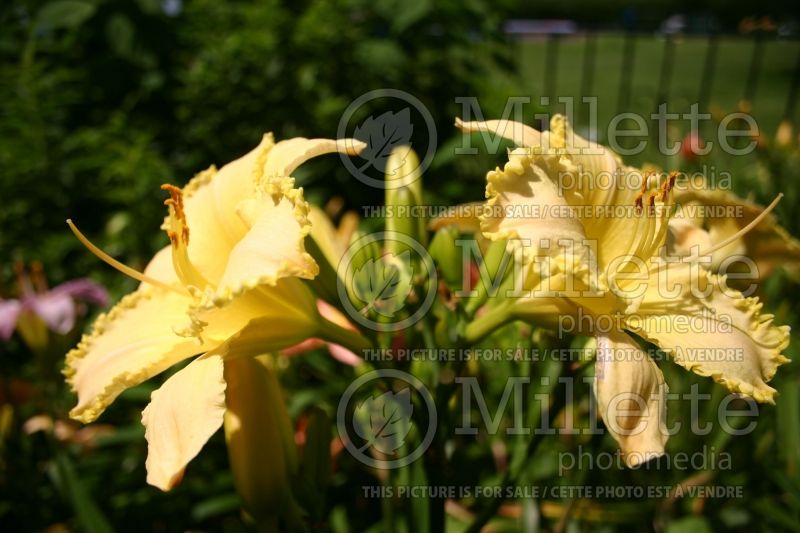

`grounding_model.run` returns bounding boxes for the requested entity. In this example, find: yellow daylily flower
[65,134,369,490]
[459,115,791,466]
